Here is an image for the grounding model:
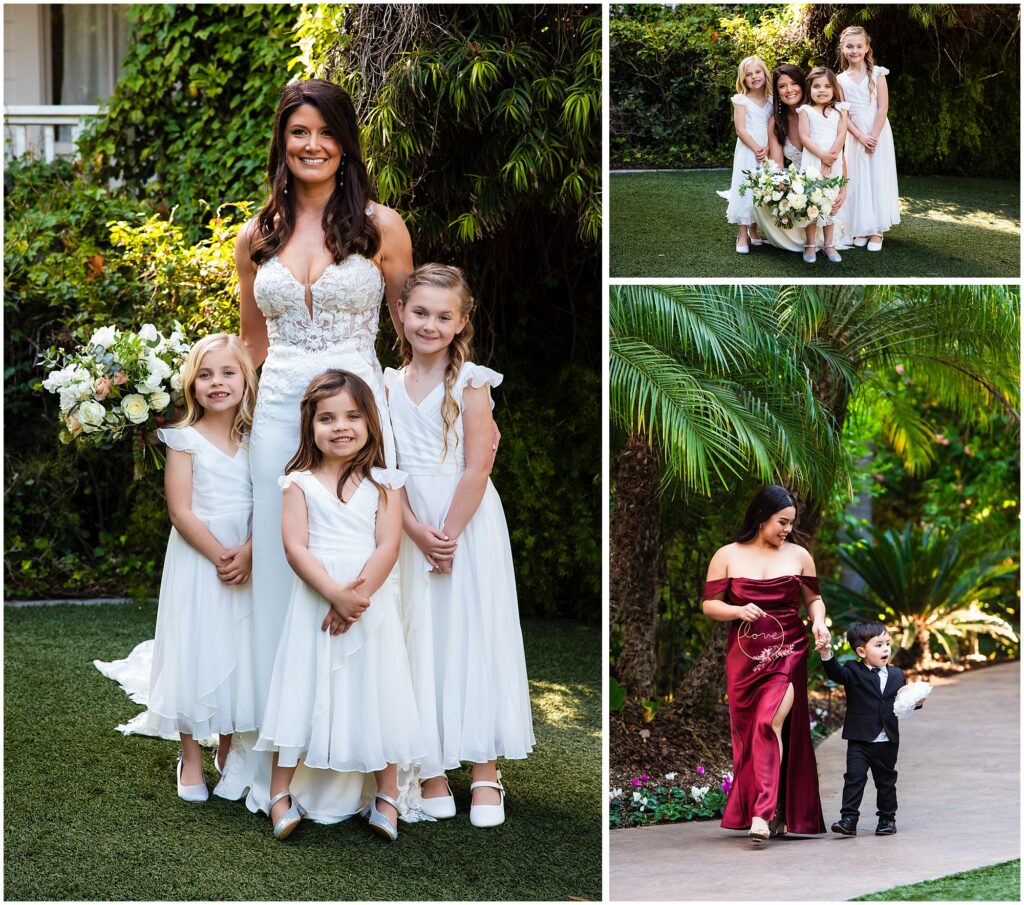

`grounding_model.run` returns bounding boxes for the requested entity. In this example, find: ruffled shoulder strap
[835,101,850,111]
[702,577,731,600]
[796,104,815,115]
[157,425,201,454]
[382,366,403,393]
[872,65,889,79]
[371,466,407,490]
[456,362,503,410]
[278,470,312,492]
[731,93,751,109]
